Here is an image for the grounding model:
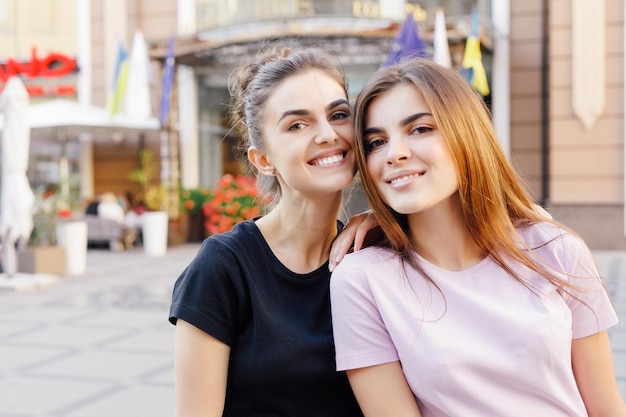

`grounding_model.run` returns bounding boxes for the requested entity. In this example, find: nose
[315,119,339,144]
[386,136,411,165]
